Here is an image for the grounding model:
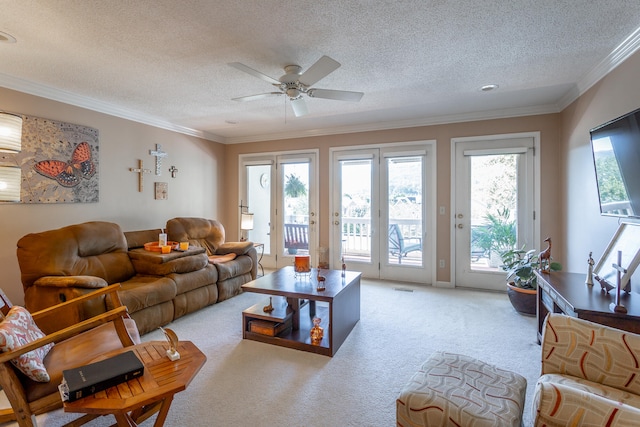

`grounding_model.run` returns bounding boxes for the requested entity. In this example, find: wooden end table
[63,341,206,427]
